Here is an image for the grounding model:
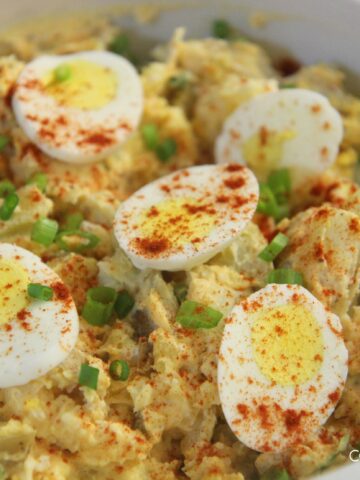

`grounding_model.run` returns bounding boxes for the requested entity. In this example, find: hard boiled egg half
[114,164,259,271]
[0,243,79,387]
[216,89,343,182]
[12,51,143,164]
[218,283,348,452]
